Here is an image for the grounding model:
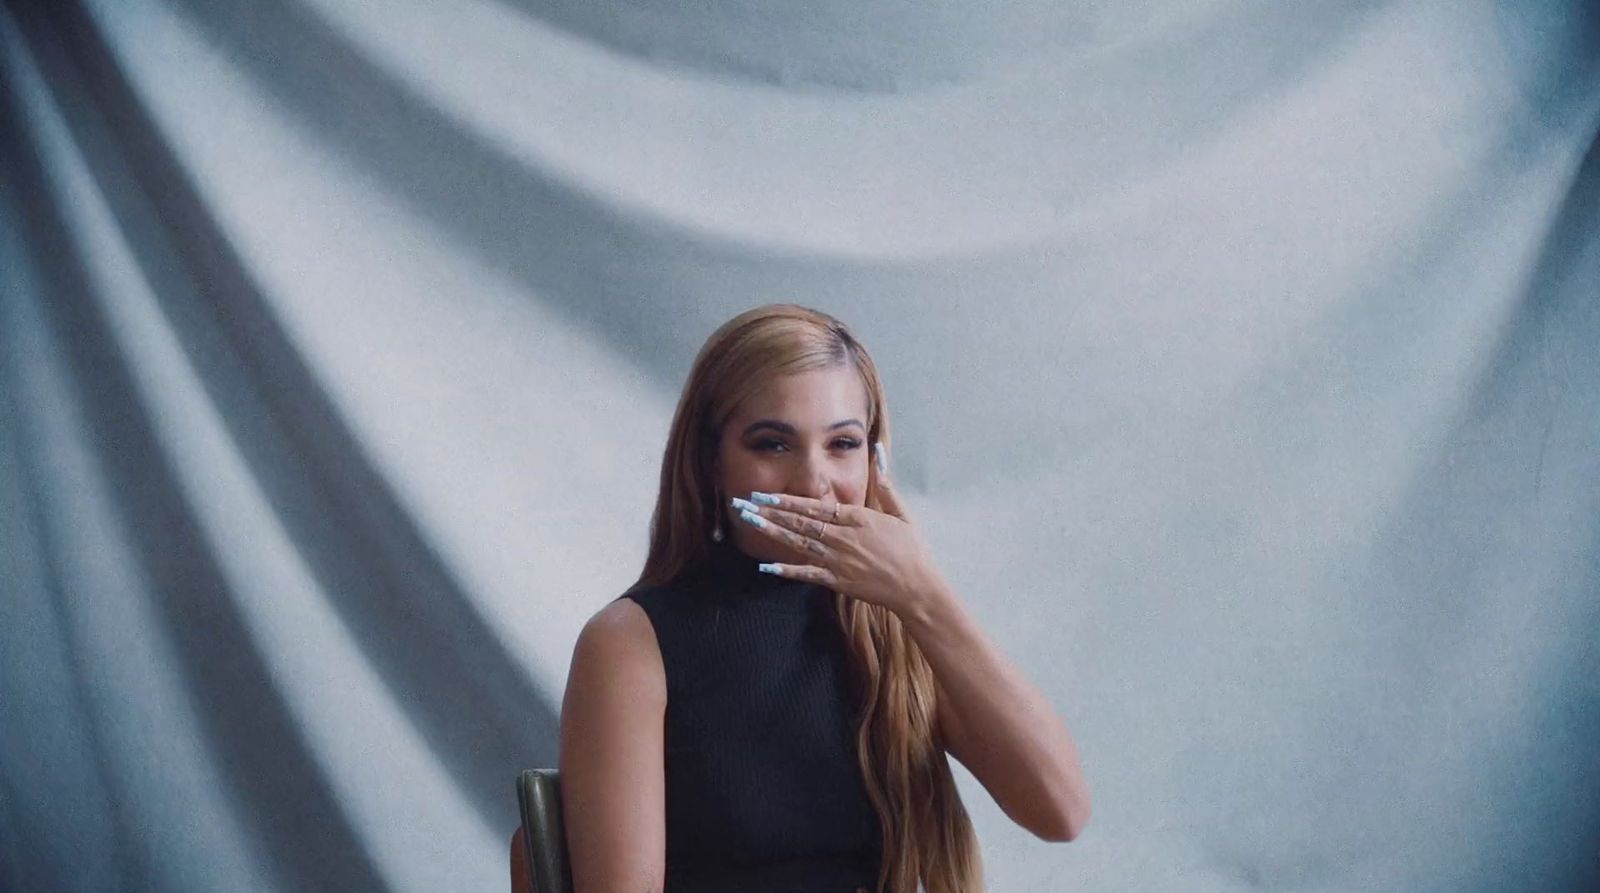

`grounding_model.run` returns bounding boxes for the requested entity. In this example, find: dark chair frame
[516,768,574,893]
